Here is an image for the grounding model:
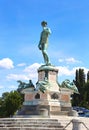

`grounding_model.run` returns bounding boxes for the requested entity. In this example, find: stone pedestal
[18,65,72,116]
[72,119,82,130]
